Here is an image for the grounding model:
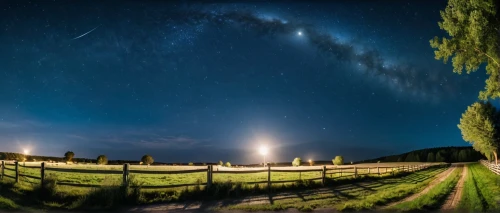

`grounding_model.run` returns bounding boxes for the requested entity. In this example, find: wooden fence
[480,160,500,175]
[0,161,441,190]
